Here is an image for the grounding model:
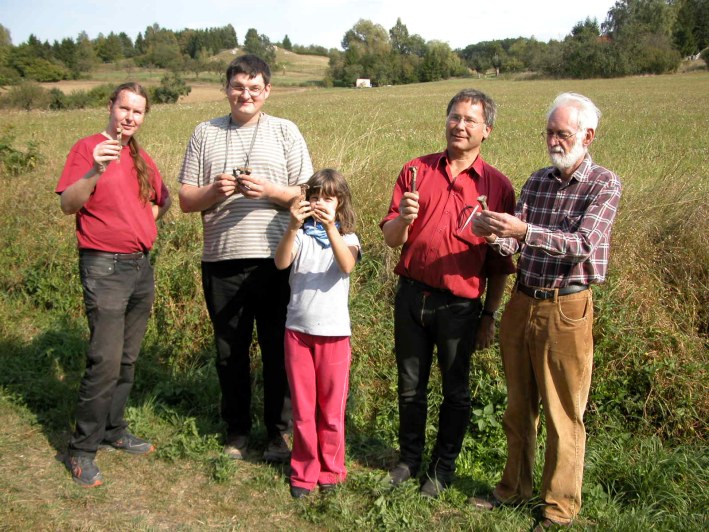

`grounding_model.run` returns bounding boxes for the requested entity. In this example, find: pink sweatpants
[284,329,351,490]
